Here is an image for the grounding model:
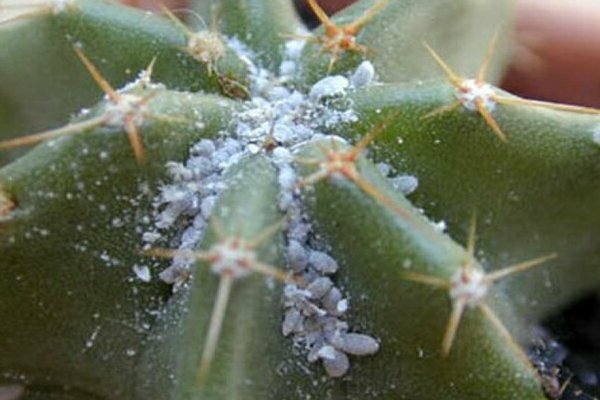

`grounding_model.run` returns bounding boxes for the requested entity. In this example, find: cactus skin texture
[0,0,599,399]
